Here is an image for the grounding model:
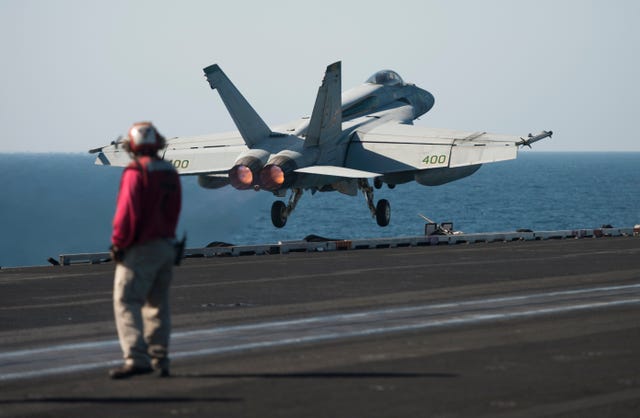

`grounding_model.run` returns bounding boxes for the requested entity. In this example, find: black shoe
[109,364,153,379]
[152,358,170,378]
